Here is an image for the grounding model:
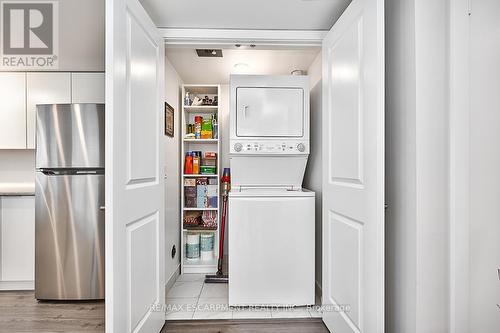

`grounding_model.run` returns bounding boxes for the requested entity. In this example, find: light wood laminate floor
[0,291,328,333]
[0,291,104,333]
